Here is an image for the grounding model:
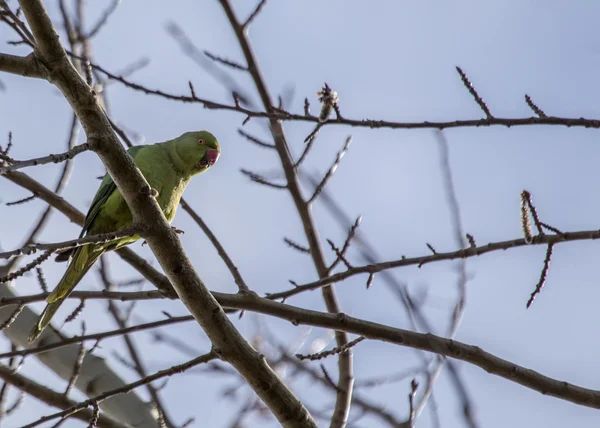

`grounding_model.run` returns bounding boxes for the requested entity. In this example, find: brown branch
[84,0,119,39]
[0,143,89,175]
[204,50,248,71]
[238,128,275,149]
[243,0,267,28]
[180,198,250,292]
[525,94,547,118]
[279,352,407,428]
[5,113,80,275]
[16,3,312,425]
[240,168,287,189]
[0,225,142,260]
[20,351,217,428]
[0,250,52,284]
[296,336,365,361]
[89,60,600,132]
[5,194,35,206]
[455,66,492,119]
[526,243,555,308]
[328,216,361,273]
[99,260,177,428]
[0,365,127,428]
[268,228,600,300]
[308,136,351,204]
[0,315,194,360]
[209,292,600,410]
[217,2,353,426]
[0,52,47,79]
[3,164,599,418]
[284,238,310,254]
